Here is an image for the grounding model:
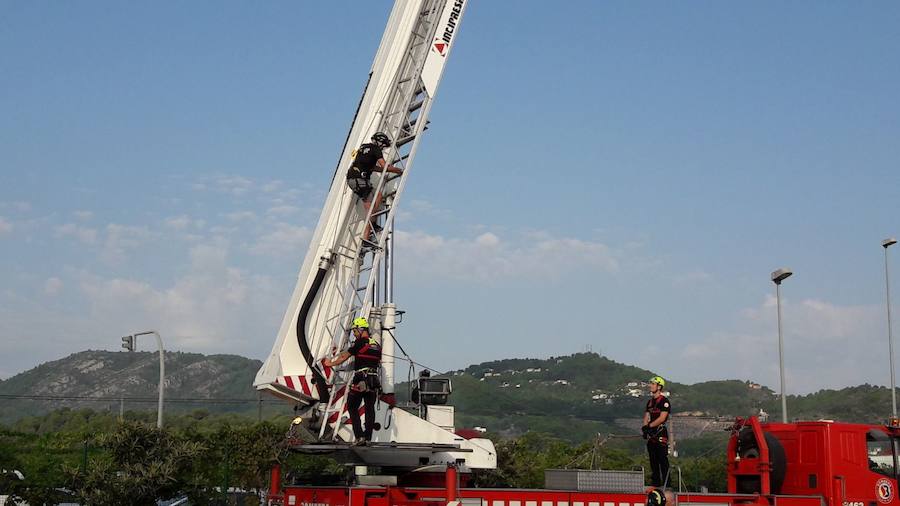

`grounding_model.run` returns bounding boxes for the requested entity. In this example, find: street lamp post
[122,330,166,428]
[883,238,898,419]
[771,268,793,424]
